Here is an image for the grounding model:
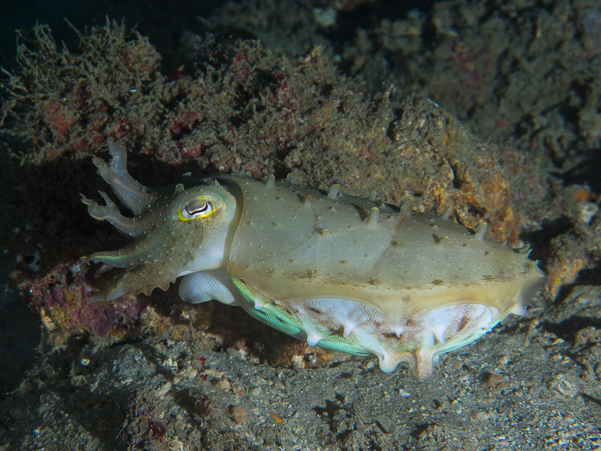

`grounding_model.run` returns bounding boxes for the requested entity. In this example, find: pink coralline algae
[23,261,148,343]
